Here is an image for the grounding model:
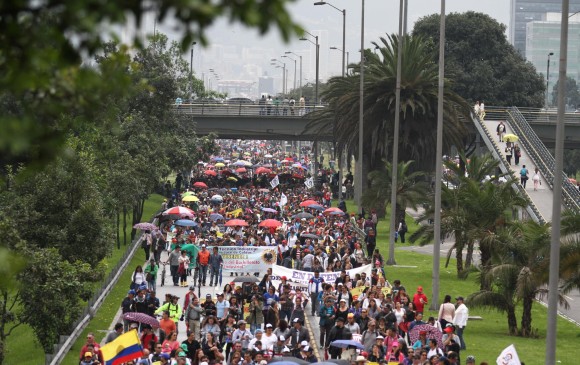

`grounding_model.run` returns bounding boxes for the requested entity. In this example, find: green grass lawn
[5,194,164,365]
[335,199,578,363]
